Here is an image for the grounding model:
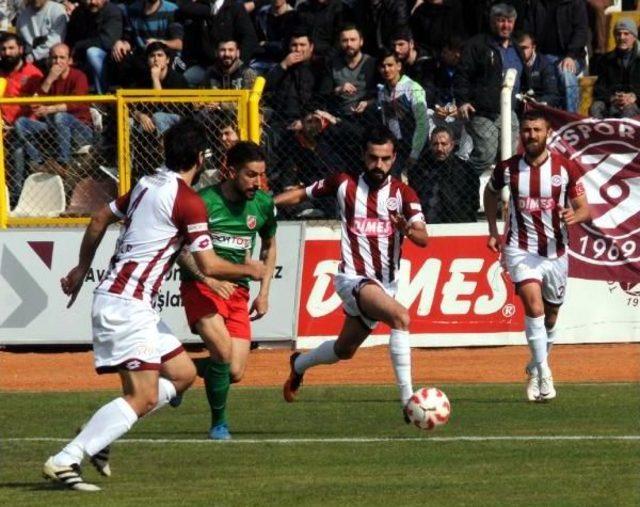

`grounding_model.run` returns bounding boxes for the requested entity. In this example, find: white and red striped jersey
[489,152,585,258]
[306,172,425,284]
[96,167,212,305]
